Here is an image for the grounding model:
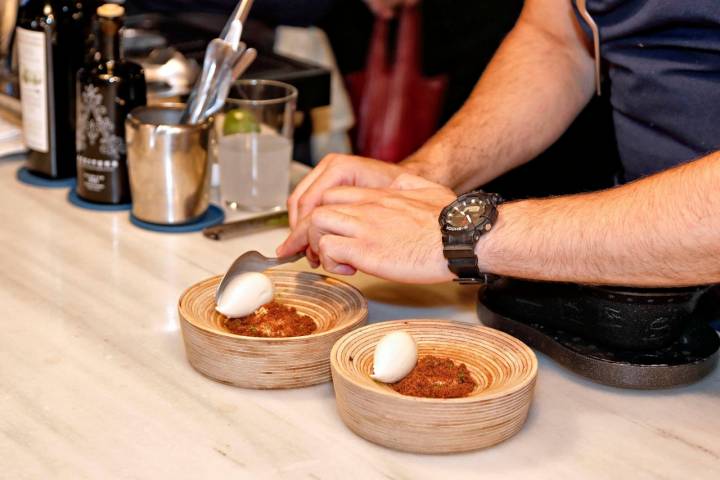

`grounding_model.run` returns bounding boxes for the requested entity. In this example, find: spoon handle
[264,252,305,267]
[220,0,254,40]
